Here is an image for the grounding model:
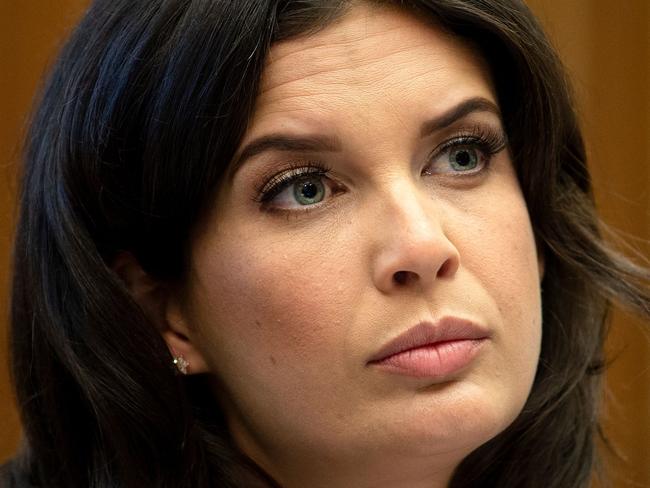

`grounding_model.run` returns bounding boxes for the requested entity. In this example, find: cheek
[466,209,540,302]
[452,167,541,310]
[488,199,542,386]
[186,228,358,376]
[450,181,542,383]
